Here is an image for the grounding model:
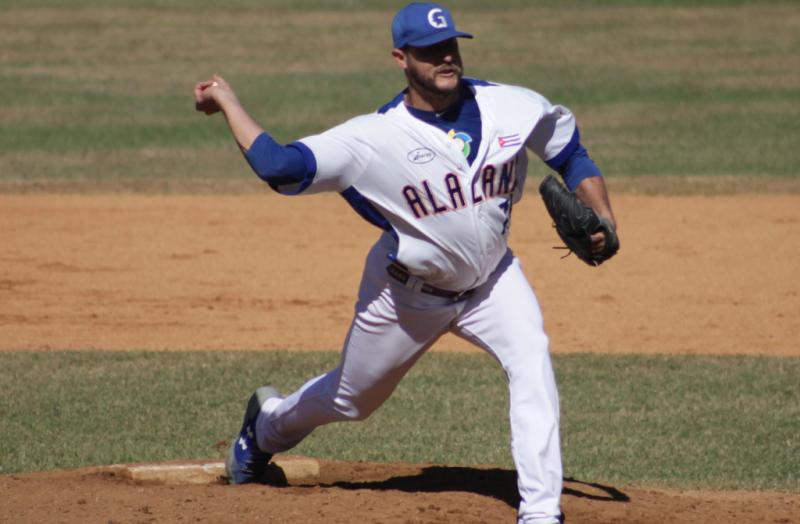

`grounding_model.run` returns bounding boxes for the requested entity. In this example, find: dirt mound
[2,459,797,523]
